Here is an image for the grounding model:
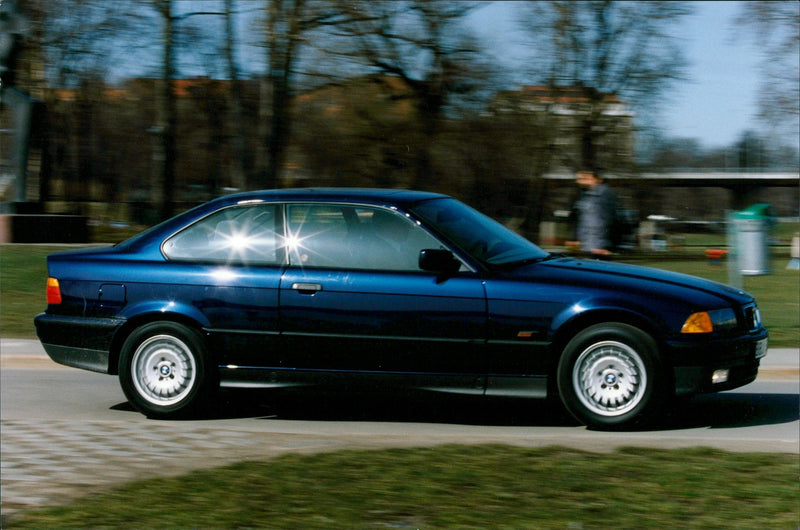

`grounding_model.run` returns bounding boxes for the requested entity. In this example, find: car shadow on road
[655,392,800,431]
[206,389,581,427]
[211,388,800,430]
[117,389,799,432]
